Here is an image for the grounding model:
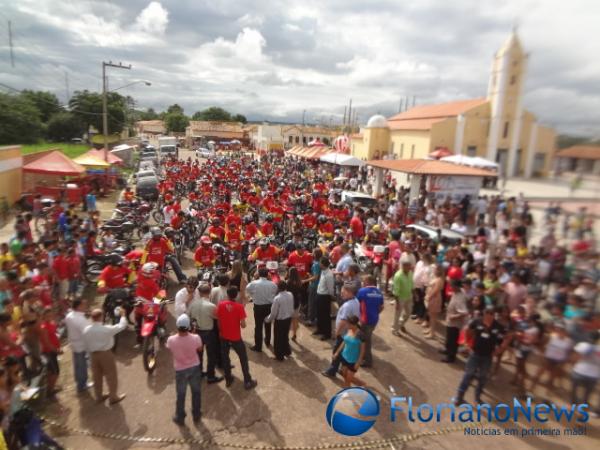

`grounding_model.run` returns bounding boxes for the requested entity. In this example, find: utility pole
[102,61,131,161]
[413,95,416,107]
[342,106,347,127]
[8,21,15,68]
[399,98,403,113]
[404,95,409,112]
